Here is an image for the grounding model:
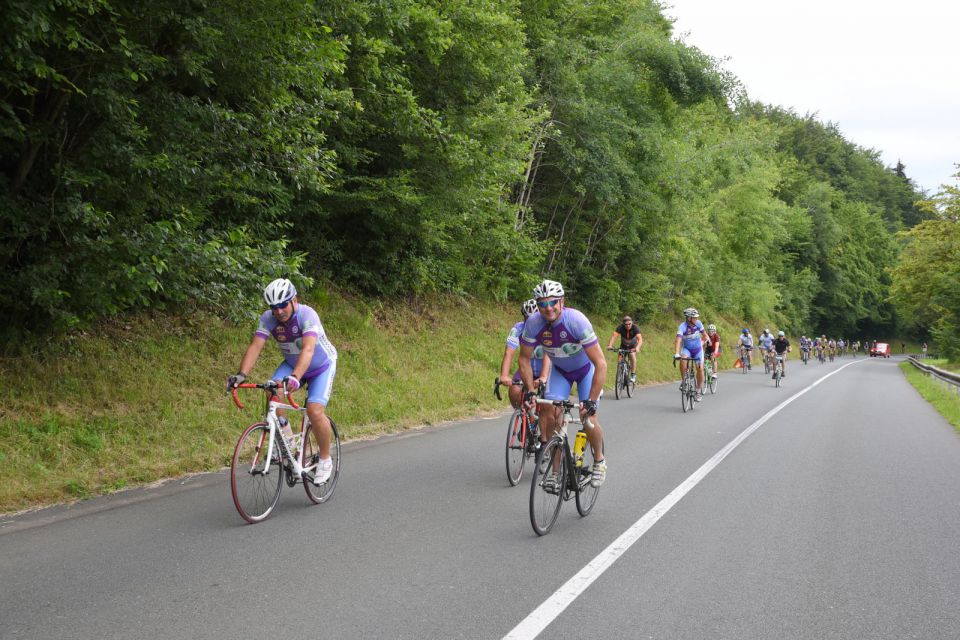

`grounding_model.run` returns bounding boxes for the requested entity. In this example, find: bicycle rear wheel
[575,444,601,516]
[505,411,526,486]
[231,422,283,524]
[303,418,341,504]
[626,371,635,398]
[530,437,565,536]
[709,372,718,394]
